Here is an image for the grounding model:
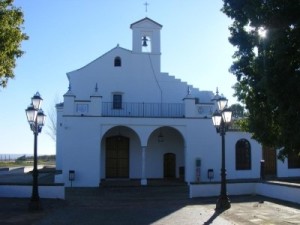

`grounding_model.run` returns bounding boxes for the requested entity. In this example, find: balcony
[102,102,184,118]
